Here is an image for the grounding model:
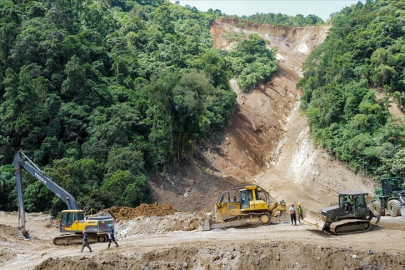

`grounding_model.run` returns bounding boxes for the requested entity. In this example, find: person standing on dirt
[297,203,304,223]
[289,204,297,225]
[80,229,92,253]
[108,224,119,248]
